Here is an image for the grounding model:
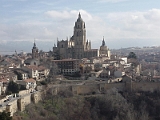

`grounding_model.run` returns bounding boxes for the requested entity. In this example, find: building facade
[53,13,110,59]
[52,59,81,75]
